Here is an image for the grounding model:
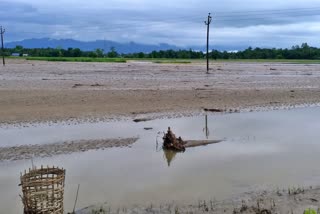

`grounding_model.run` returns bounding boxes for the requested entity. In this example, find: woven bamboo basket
[20,166,66,214]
